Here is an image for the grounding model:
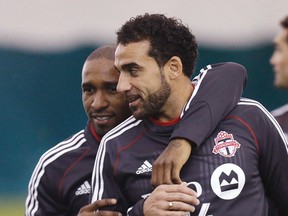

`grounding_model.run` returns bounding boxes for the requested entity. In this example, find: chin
[274,80,282,88]
[276,83,288,89]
